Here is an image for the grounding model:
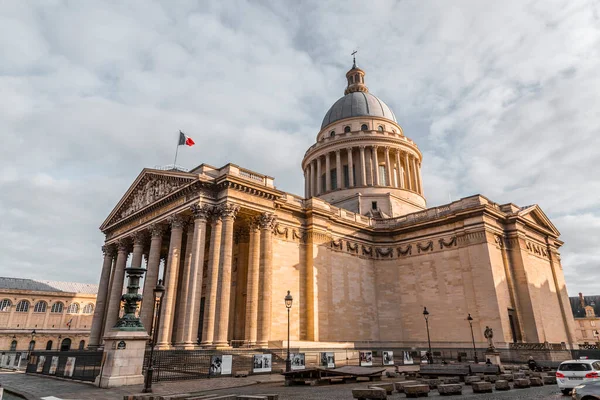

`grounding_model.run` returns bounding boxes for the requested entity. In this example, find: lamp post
[30,329,36,351]
[285,290,293,372]
[143,279,166,393]
[423,307,432,363]
[467,314,478,363]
